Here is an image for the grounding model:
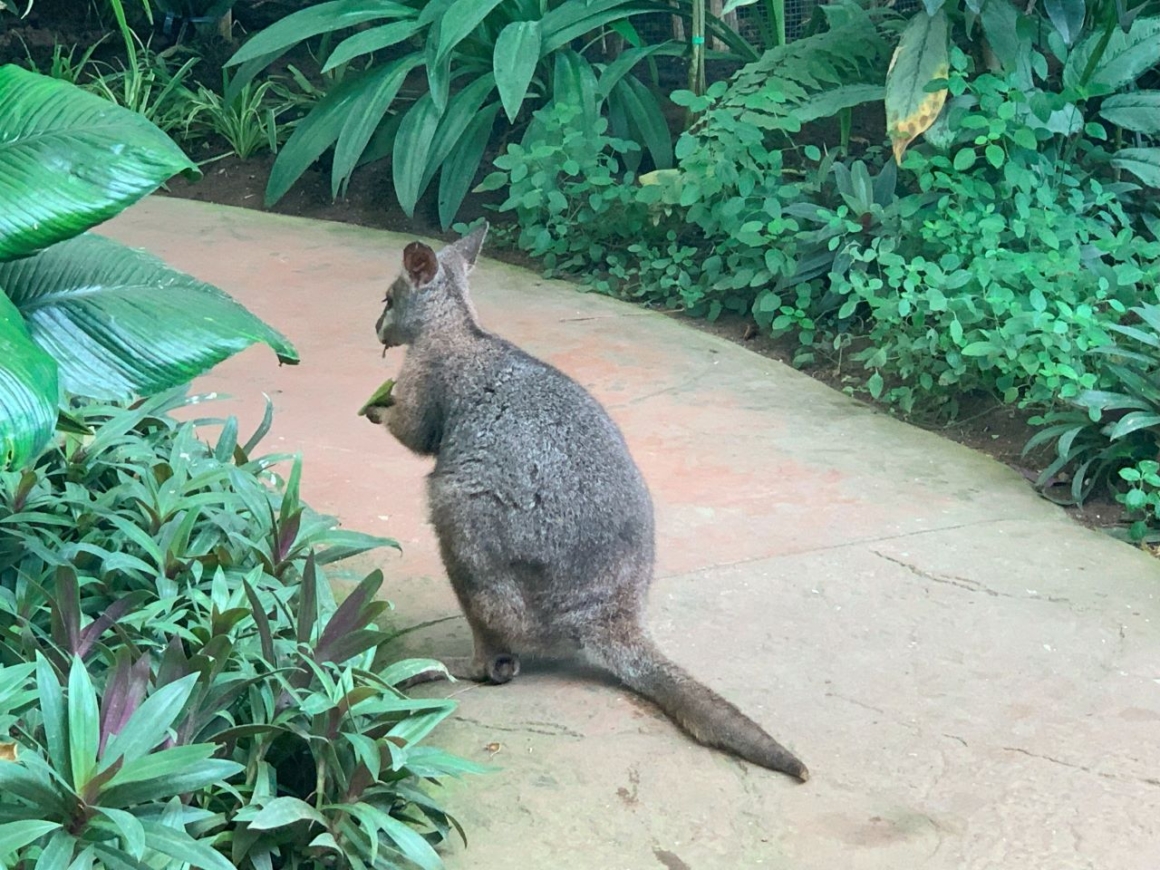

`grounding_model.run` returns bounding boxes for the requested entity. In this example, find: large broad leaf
[1064,15,1160,93]
[438,102,501,229]
[0,234,297,401]
[1111,147,1160,187]
[494,20,542,122]
[0,66,196,262]
[1100,91,1160,133]
[885,10,949,164]
[0,292,57,469]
